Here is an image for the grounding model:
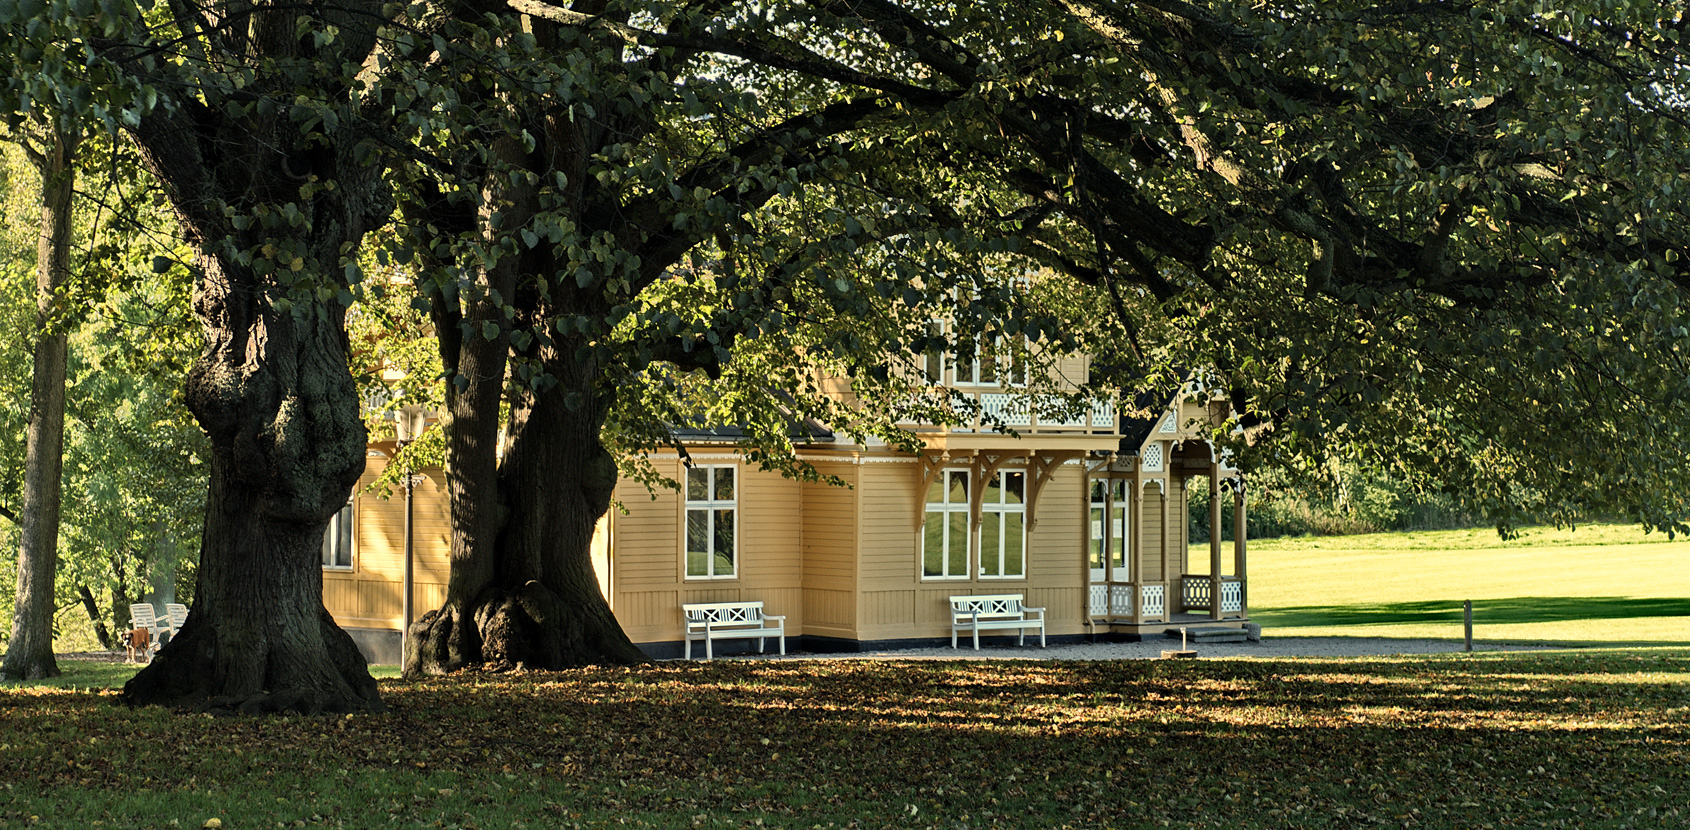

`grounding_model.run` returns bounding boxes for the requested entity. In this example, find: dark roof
[1117,388,1173,455]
